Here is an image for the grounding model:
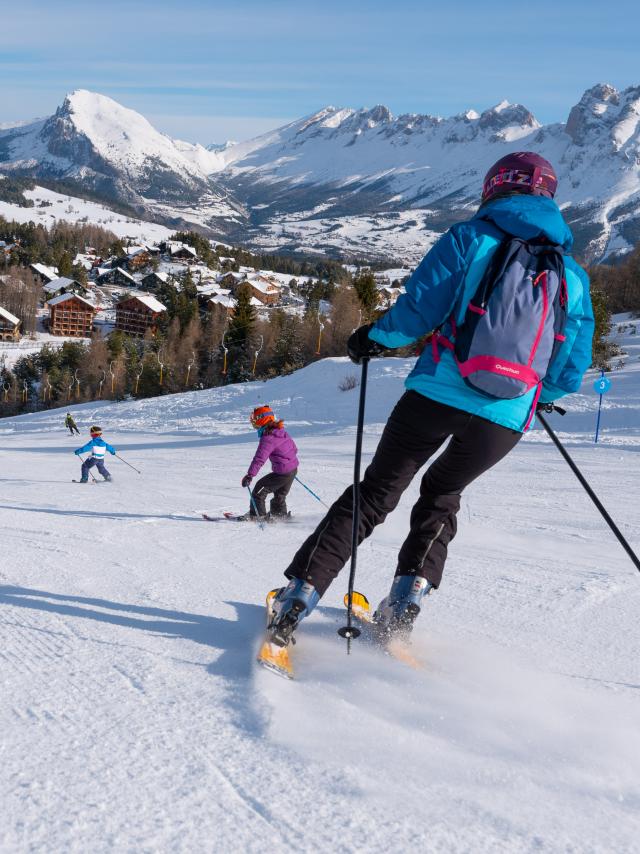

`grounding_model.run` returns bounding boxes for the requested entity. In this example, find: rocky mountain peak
[565,83,621,143]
